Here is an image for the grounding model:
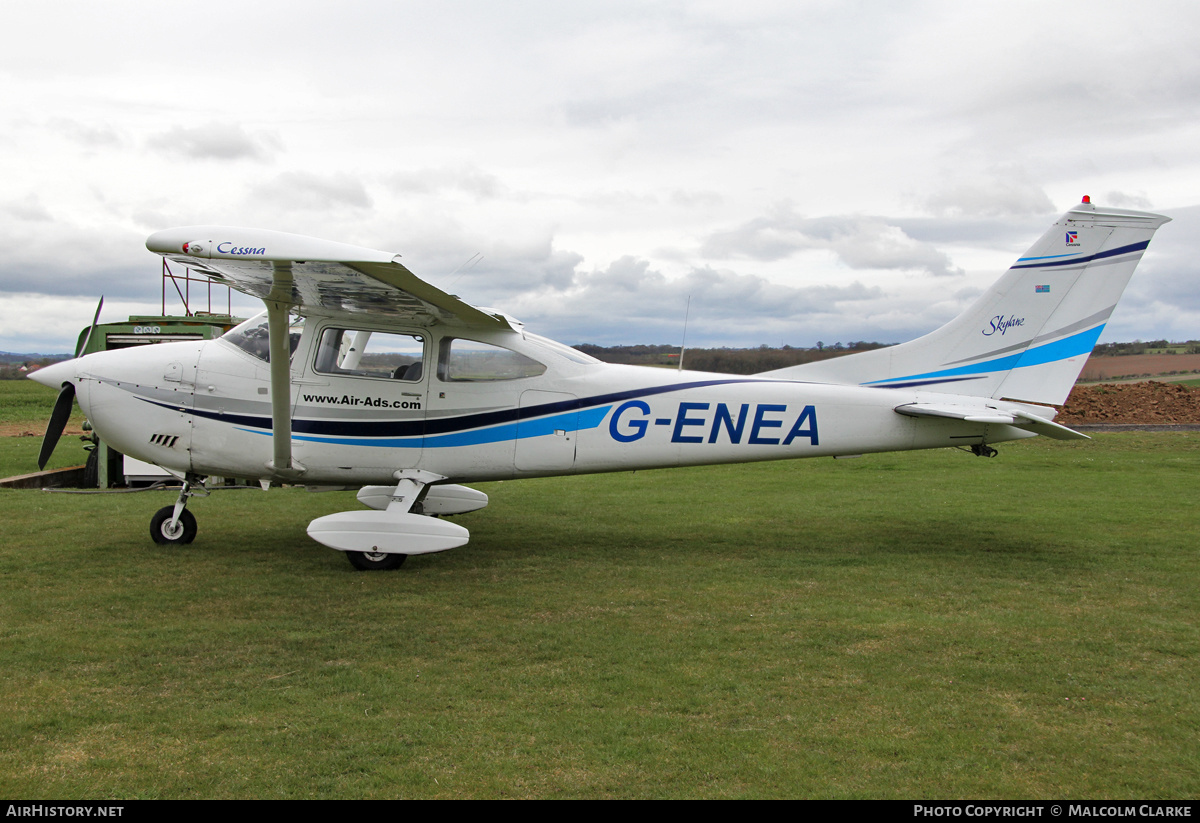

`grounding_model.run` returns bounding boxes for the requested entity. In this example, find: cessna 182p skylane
[31,198,1170,570]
